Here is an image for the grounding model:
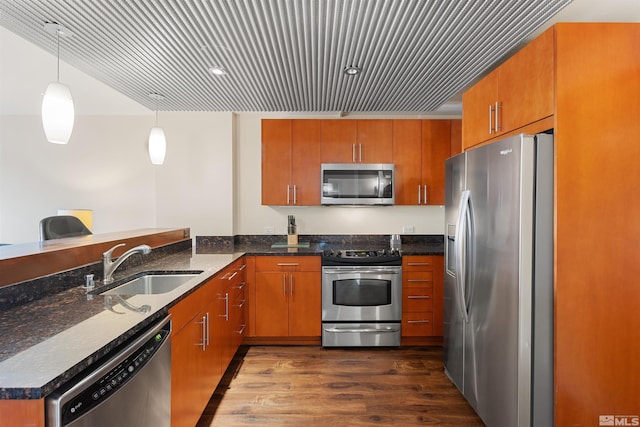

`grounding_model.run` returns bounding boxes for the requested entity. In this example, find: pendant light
[148,93,166,165]
[42,22,74,144]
